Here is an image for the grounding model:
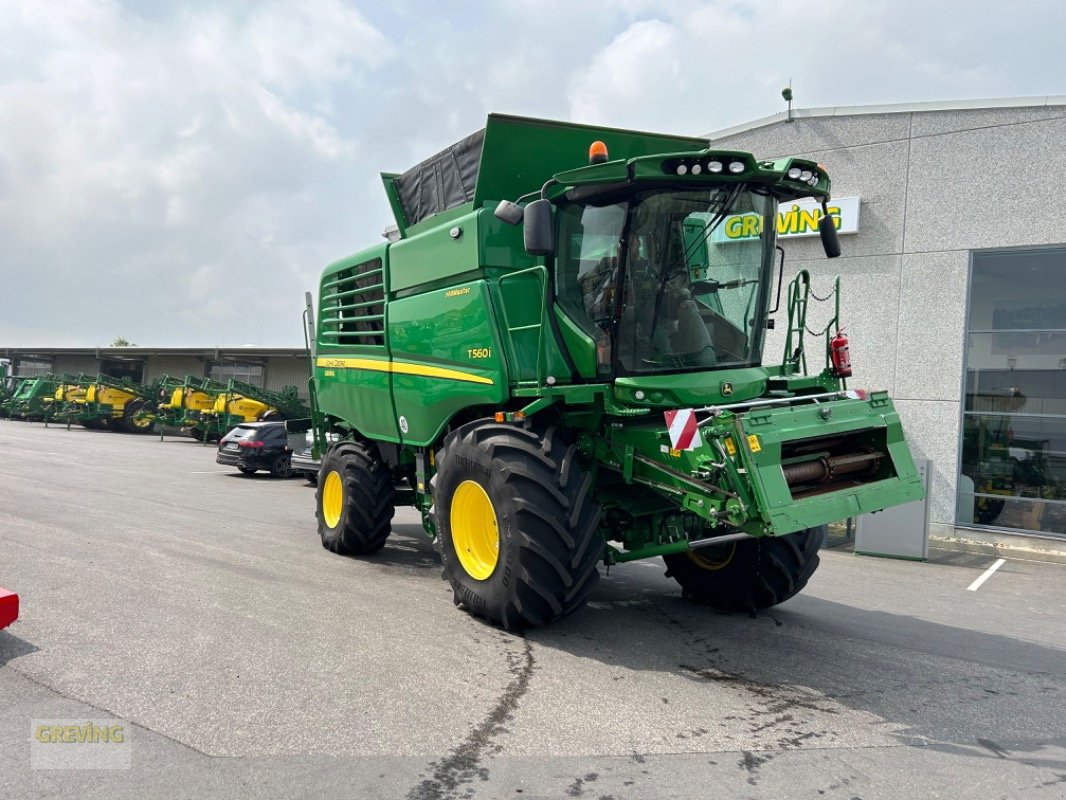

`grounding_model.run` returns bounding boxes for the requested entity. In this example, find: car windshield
[555,186,777,375]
